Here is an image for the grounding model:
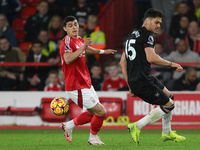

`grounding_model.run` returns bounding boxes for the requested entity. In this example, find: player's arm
[85,46,116,55]
[119,52,135,97]
[119,52,128,83]
[63,38,91,64]
[145,47,183,72]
